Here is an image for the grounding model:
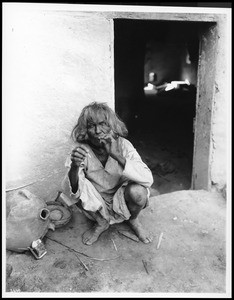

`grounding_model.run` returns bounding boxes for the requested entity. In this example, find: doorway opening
[114,19,201,196]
